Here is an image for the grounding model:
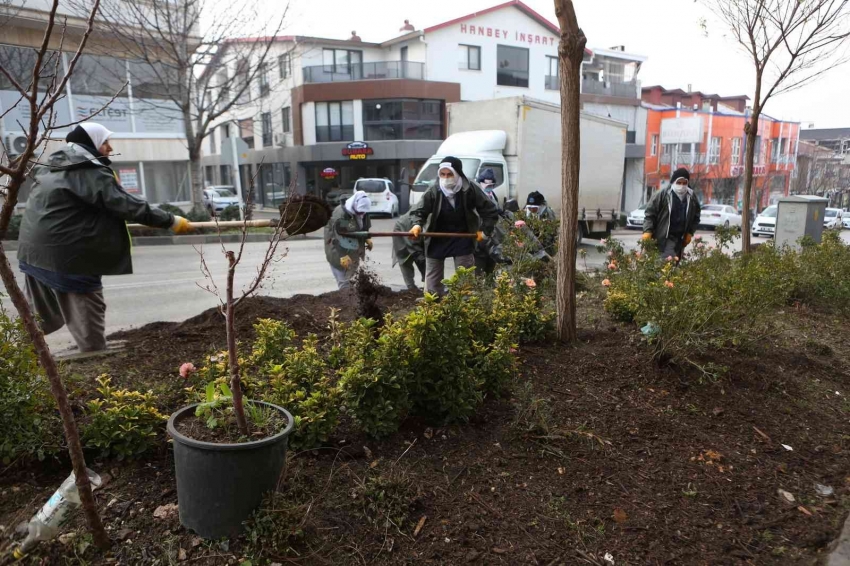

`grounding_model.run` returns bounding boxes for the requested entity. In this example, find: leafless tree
[0,0,110,550]
[80,0,290,212]
[554,0,587,344]
[703,0,850,253]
